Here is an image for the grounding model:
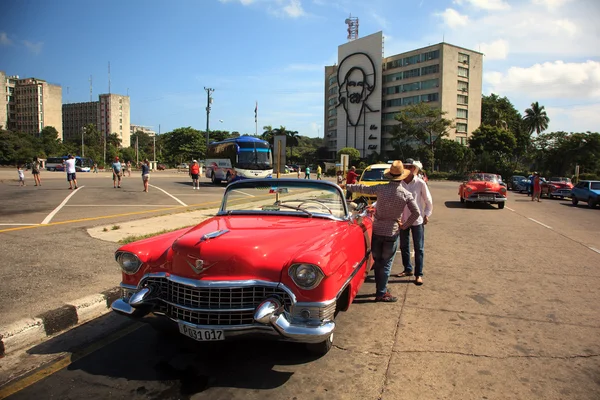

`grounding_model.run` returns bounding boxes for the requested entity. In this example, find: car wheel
[588,199,597,208]
[571,197,579,206]
[498,202,505,209]
[306,332,333,356]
